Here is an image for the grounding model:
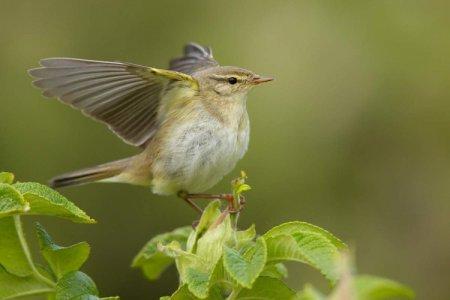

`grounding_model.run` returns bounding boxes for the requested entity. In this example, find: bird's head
[195,66,273,98]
